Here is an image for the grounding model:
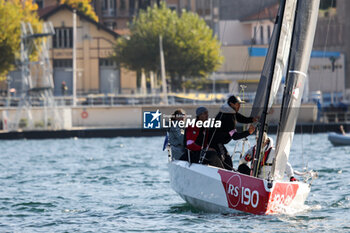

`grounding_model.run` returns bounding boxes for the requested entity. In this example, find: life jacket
[245,138,273,166]
[251,146,272,166]
[185,124,208,151]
